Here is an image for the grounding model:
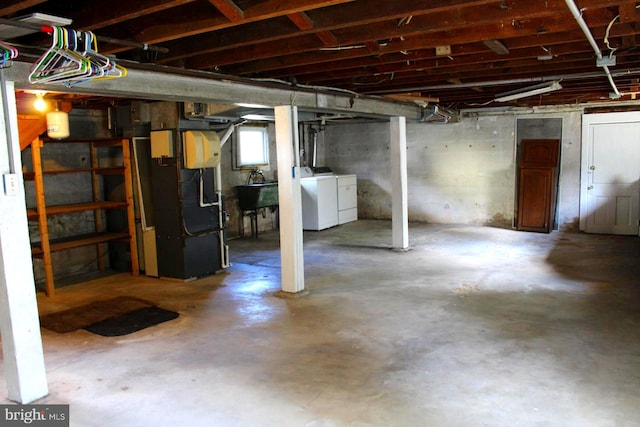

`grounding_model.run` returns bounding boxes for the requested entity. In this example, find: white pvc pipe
[216,124,235,269]
[197,124,236,268]
[564,0,620,97]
